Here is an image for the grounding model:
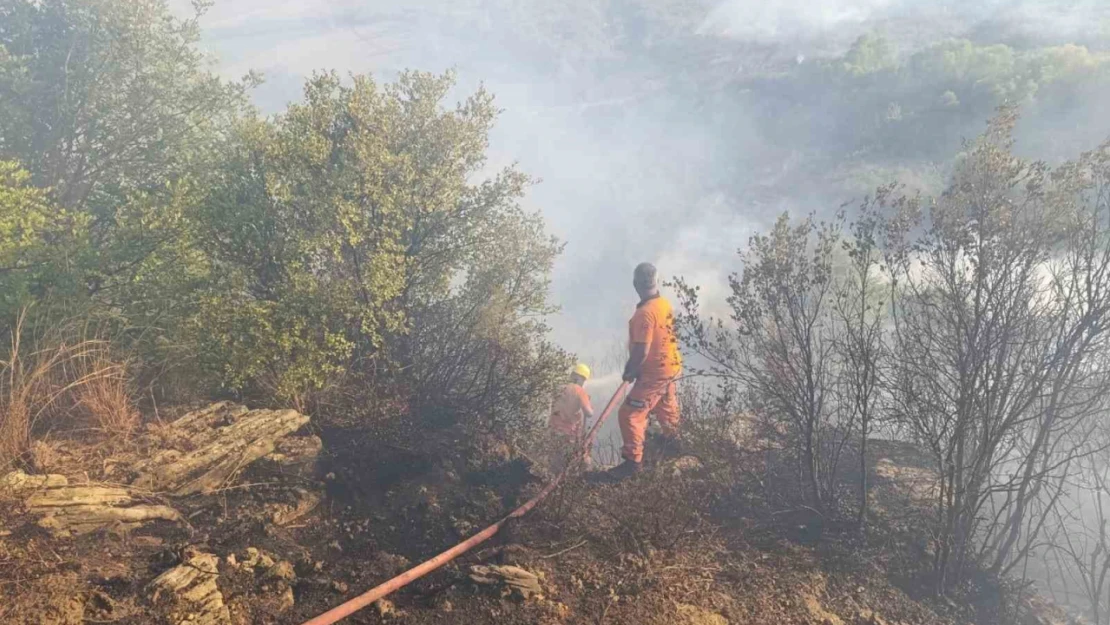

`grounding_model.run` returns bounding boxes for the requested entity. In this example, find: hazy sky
[169,0,1110,386]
